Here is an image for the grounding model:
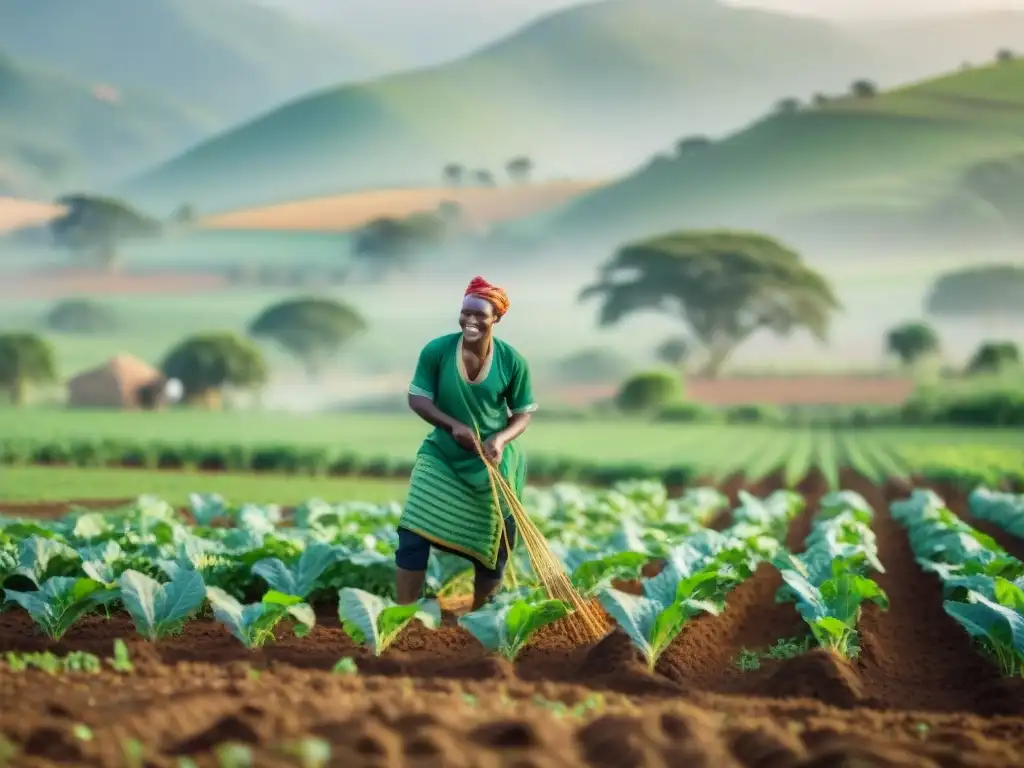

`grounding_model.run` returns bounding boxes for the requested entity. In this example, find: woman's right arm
[408,394,460,433]
[408,394,476,449]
